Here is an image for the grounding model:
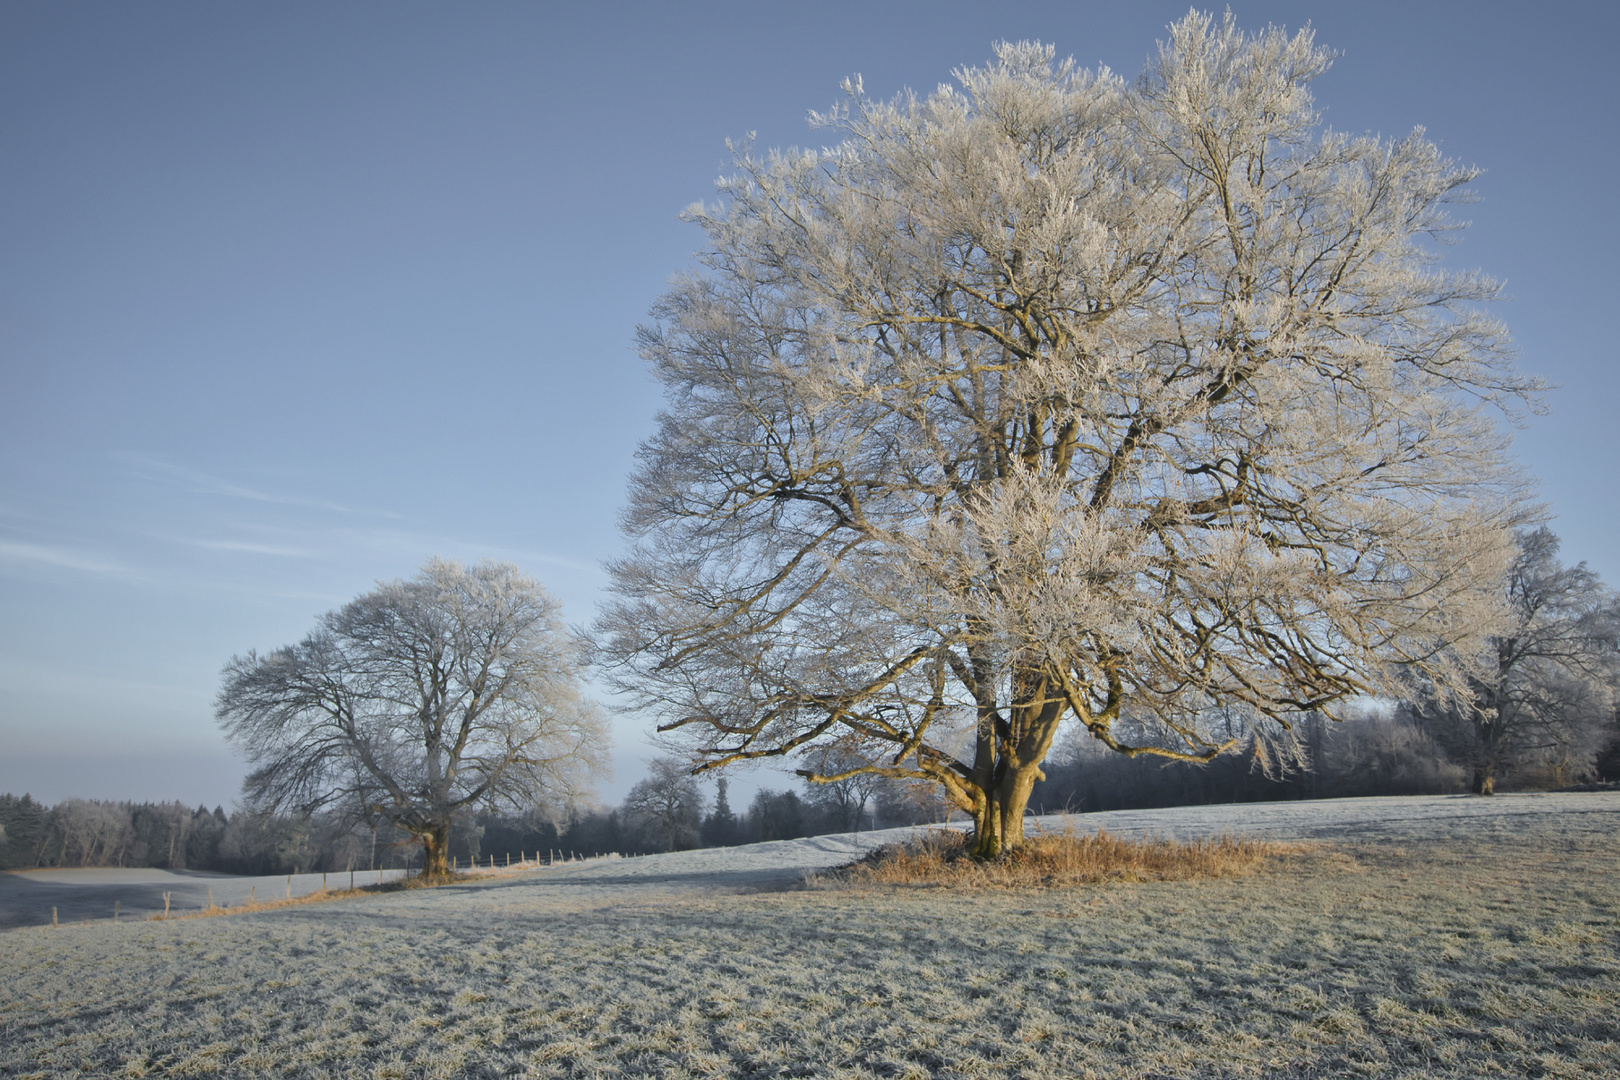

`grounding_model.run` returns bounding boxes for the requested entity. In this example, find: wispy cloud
[481,544,601,575]
[0,540,135,576]
[343,529,602,575]
[188,539,319,558]
[118,453,402,518]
